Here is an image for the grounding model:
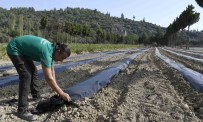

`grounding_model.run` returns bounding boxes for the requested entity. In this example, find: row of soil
[189,48,203,53]
[157,48,203,120]
[57,49,200,122]
[159,48,203,74]
[165,48,203,60]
